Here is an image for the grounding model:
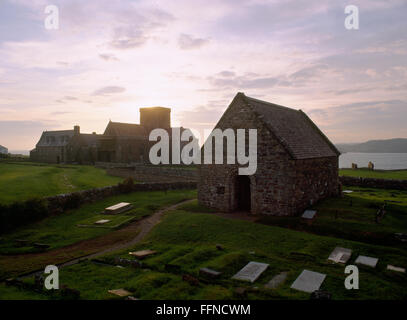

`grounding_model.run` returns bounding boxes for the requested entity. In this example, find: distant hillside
[336,138,407,153]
